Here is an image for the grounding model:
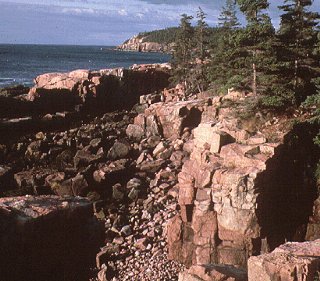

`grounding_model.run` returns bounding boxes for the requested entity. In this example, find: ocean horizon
[0,44,171,88]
